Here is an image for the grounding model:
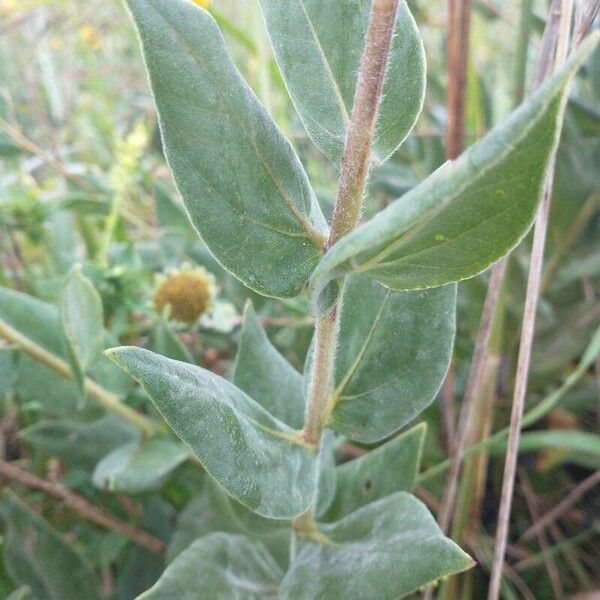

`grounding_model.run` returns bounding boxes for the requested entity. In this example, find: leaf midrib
[352,89,561,273]
[296,0,350,127]
[145,0,327,249]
